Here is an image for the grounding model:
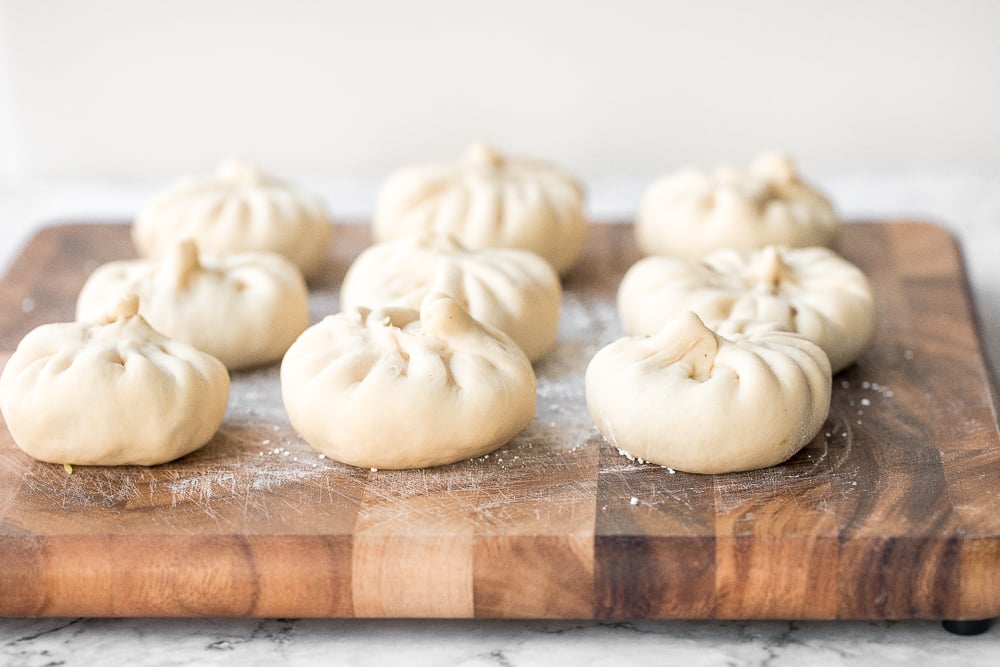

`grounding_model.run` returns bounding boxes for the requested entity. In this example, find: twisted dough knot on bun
[586,312,832,474]
[281,293,537,470]
[0,294,230,466]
